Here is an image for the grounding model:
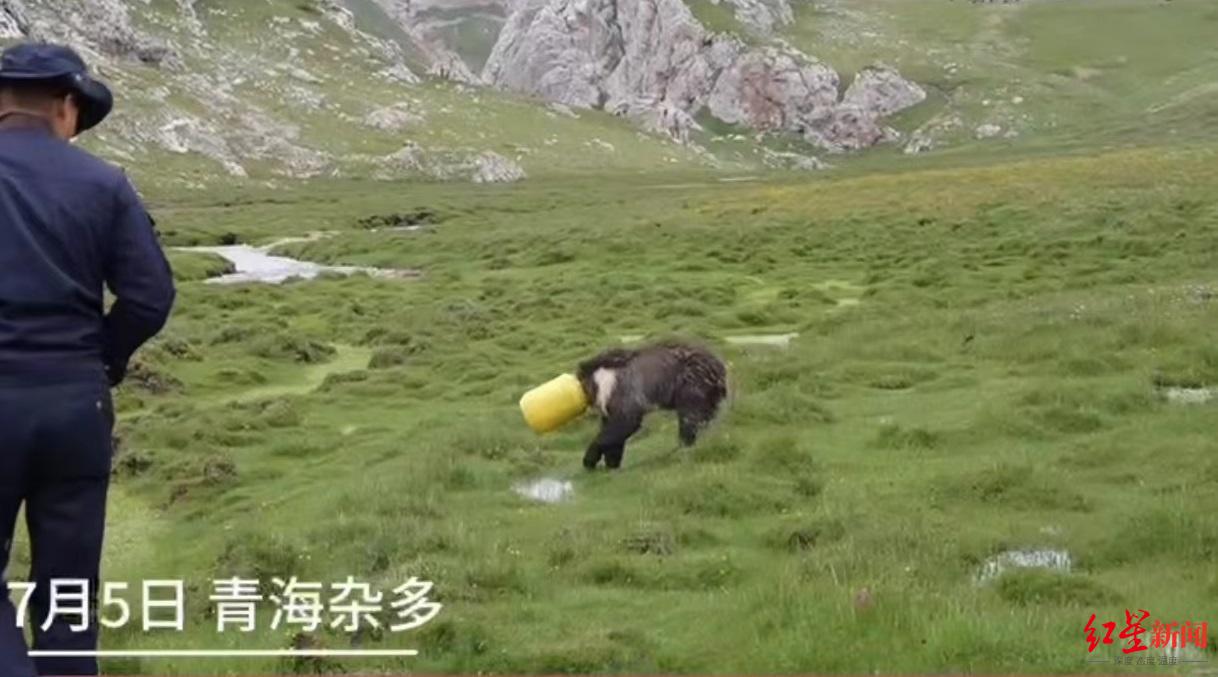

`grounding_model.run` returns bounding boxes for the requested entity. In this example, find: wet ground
[975,548,1072,584]
[178,243,420,284]
[619,333,801,348]
[725,333,800,348]
[1162,386,1216,405]
[513,477,575,504]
